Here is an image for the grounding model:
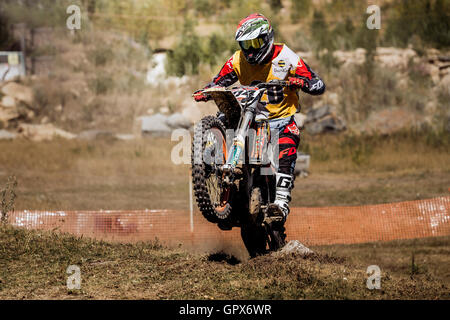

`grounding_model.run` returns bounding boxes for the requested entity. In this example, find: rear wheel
[240,187,267,258]
[267,224,287,251]
[192,116,232,223]
[240,224,268,258]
